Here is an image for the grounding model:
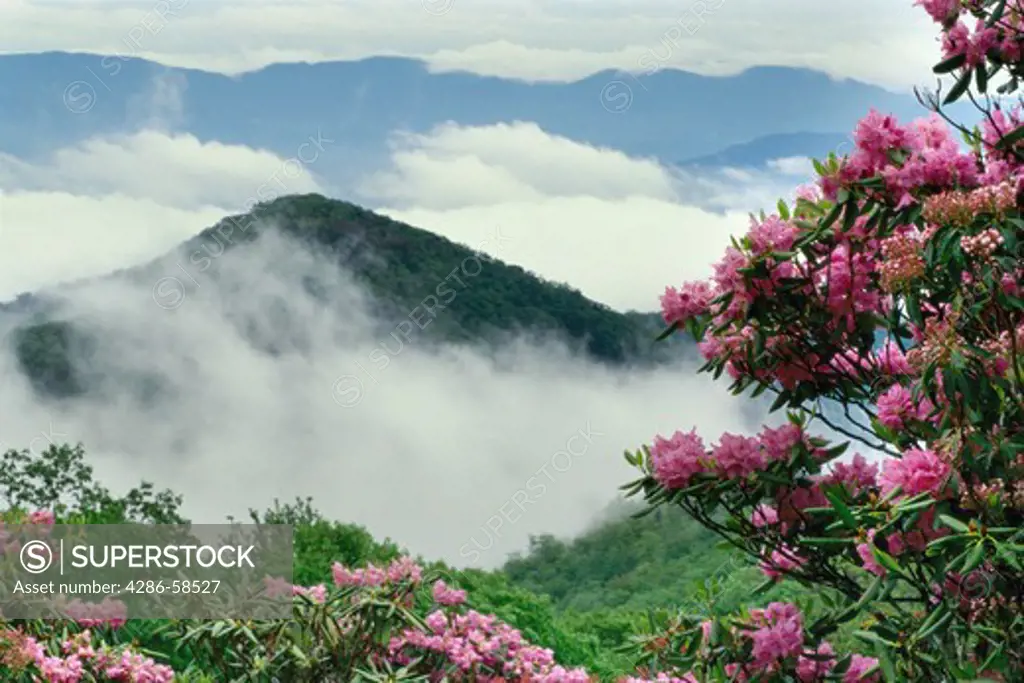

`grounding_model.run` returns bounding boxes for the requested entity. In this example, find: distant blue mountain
[0,52,971,177]
[679,131,854,168]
